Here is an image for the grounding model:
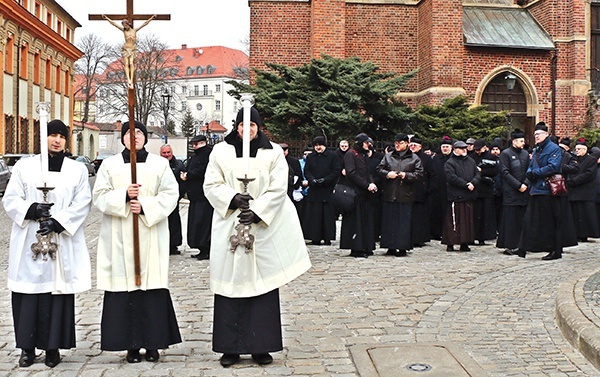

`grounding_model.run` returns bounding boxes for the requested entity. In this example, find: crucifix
[90,1,170,286]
